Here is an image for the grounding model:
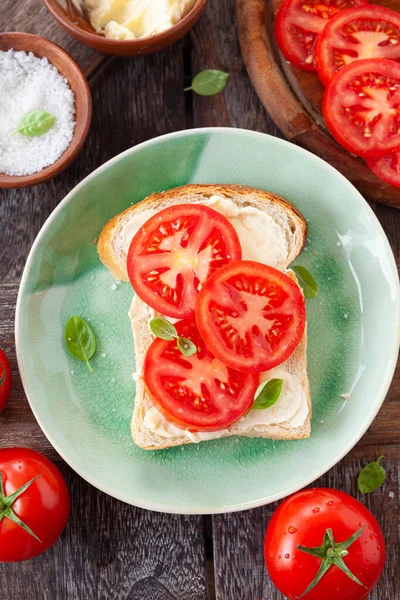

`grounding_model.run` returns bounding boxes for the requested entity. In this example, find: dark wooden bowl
[0,32,92,189]
[237,0,400,208]
[42,0,209,56]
